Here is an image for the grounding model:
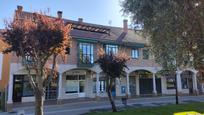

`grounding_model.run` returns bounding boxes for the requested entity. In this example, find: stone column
[136,77,140,96]
[96,73,100,97]
[126,73,130,96]
[193,71,198,95]
[7,73,13,112]
[57,73,63,102]
[176,71,182,93]
[152,73,157,95]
